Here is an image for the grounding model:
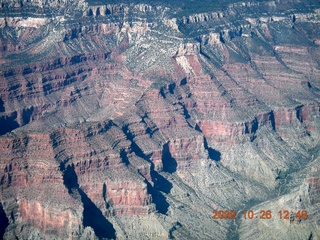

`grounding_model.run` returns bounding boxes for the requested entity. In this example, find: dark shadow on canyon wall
[245,118,258,134]
[0,203,9,239]
[204,137,221,161]
[22,107,34,125]
[61,164,116,239]
[162,142,177,173]
[122,125,172,215]
[150,143,174,214]
[270,111,276,131]
[152,171,172,194]
[0,114,19,135]
[0,98,5,112]
[102,183,107,202]
[120,149,130,166]
[0,107,34,135]
[149,169,172,215]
